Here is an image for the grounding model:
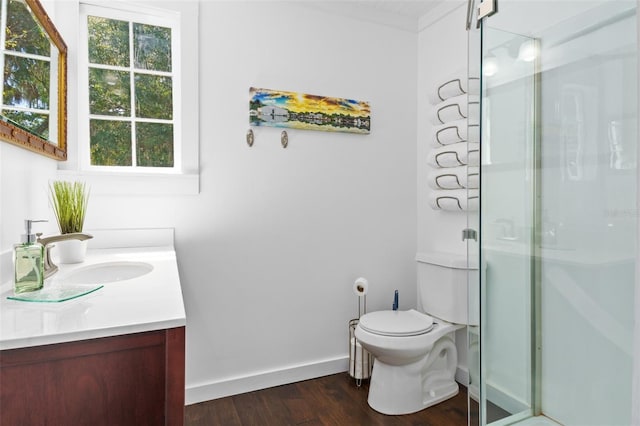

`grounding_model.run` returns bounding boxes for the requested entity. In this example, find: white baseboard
[455,365,480,401]
[185,356,349,405]
[485,380,529,415]
[455,366,529,415]
[187,358,527,415]
[455,365,470,387]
